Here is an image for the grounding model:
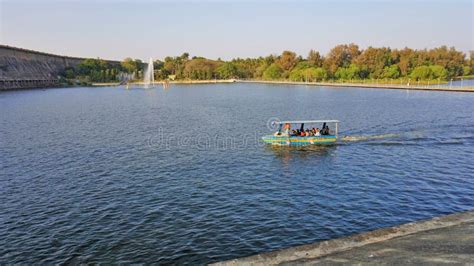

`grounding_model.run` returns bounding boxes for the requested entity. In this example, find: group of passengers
[275,123,331,137]
[291,125,330,137]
